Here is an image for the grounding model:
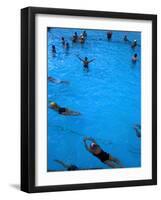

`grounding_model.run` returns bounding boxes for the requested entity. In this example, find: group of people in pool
[106,31,139,63]
[48,30,141,171]
[72,30,87,43]
[131,40,139,63]
[52,31,88,54]
[51,30,139,71]
[123,35,139,63]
